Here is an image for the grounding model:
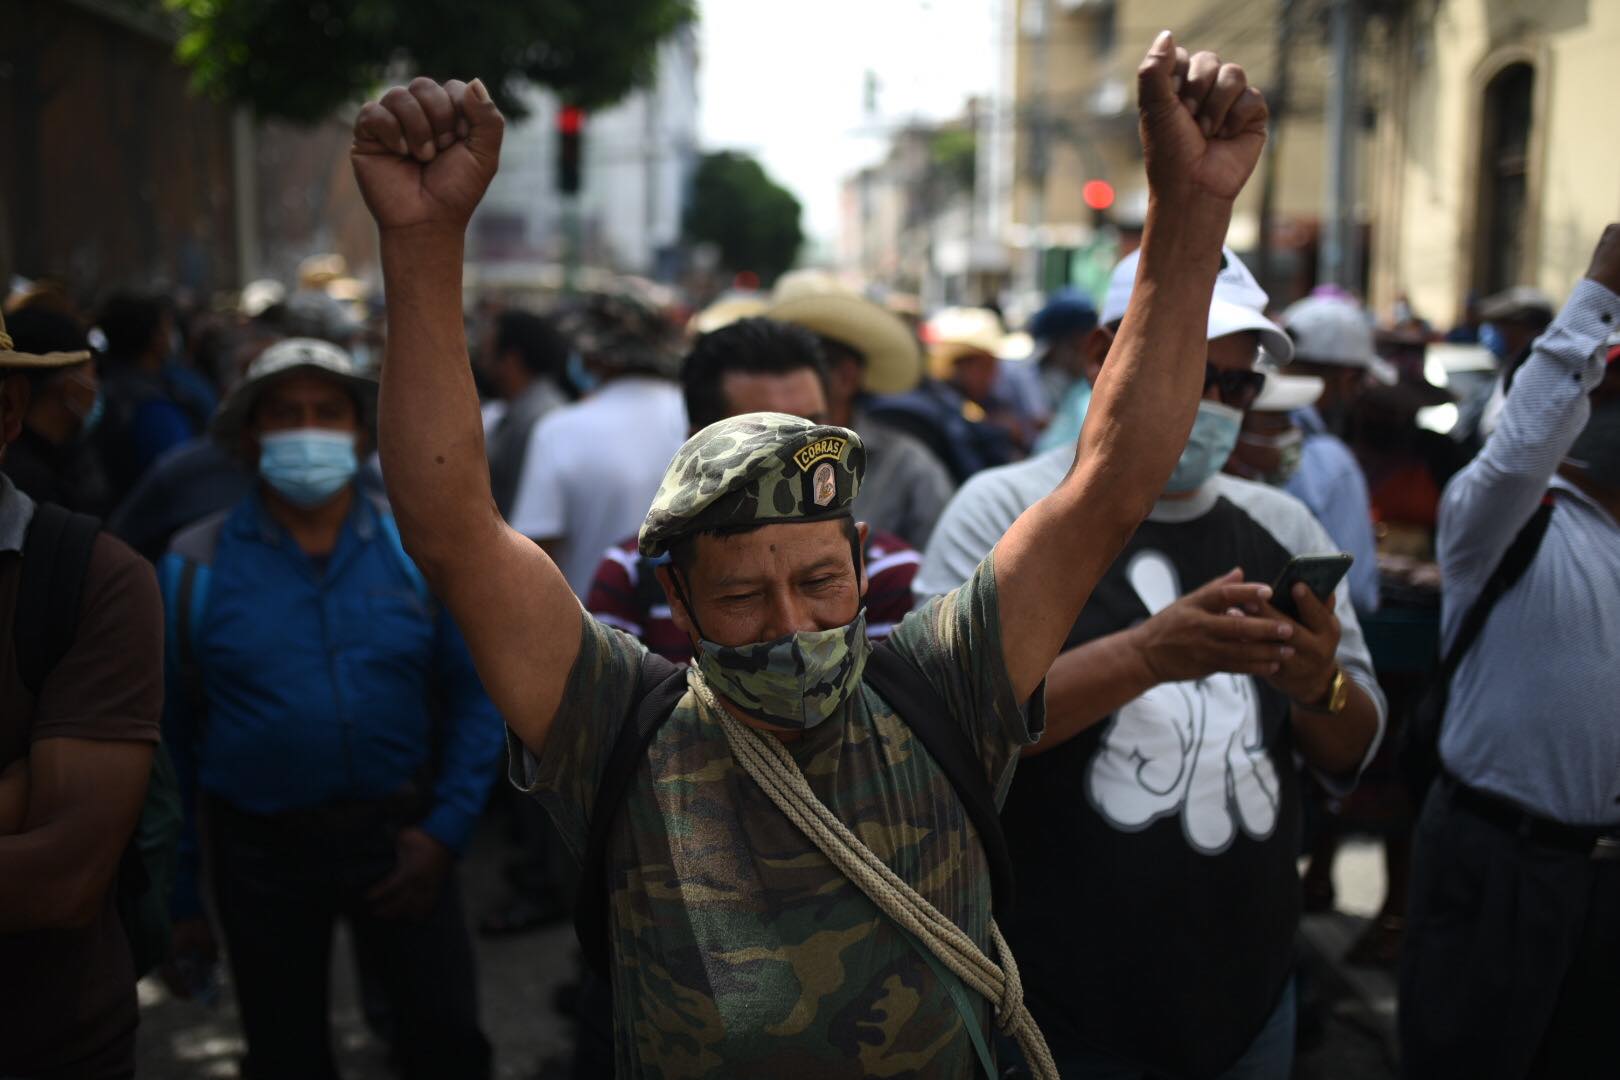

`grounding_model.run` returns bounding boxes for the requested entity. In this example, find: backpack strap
[1438,496,1556,686]
[576,651,690,977]
[174,559,209,727]
[16,503,101,699]
[162,510,228,733]
[862,644,1015,922]
[631,551,671,623]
